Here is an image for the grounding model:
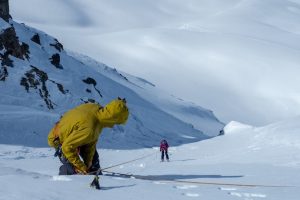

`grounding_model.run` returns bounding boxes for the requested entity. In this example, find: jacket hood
[97,99,129,127]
